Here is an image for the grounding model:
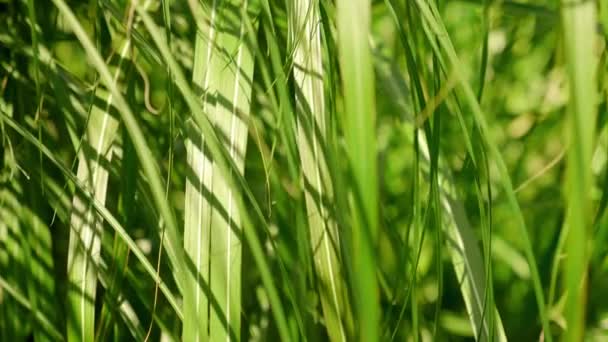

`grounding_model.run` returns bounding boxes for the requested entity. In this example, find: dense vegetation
[1,0,607,340]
